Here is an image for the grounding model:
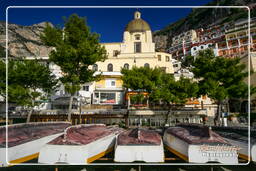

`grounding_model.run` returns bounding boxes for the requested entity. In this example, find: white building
[89,11,174,106]
[190,43,219,57]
